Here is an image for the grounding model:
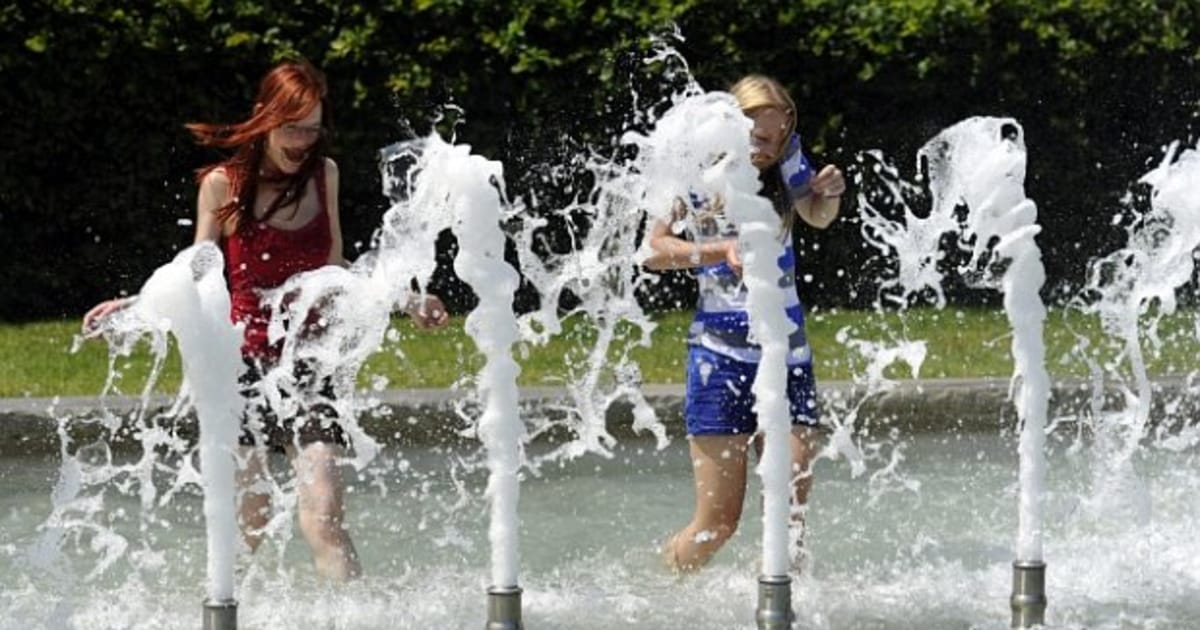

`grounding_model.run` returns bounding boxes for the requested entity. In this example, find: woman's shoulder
[200,166,232,191]
[322,157,339,178]
[198,167,233,204]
